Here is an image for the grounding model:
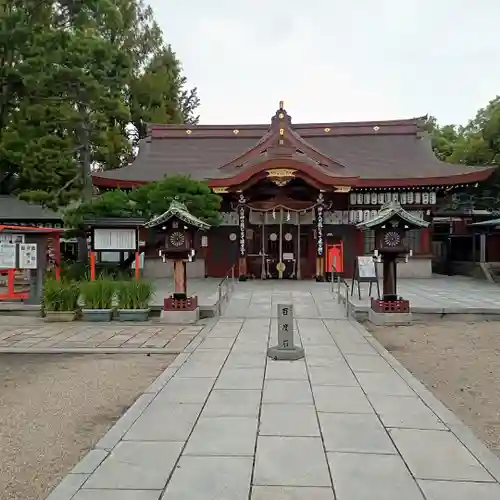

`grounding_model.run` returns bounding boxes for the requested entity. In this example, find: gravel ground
[0,353,175,500]
[366,320,500,457]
